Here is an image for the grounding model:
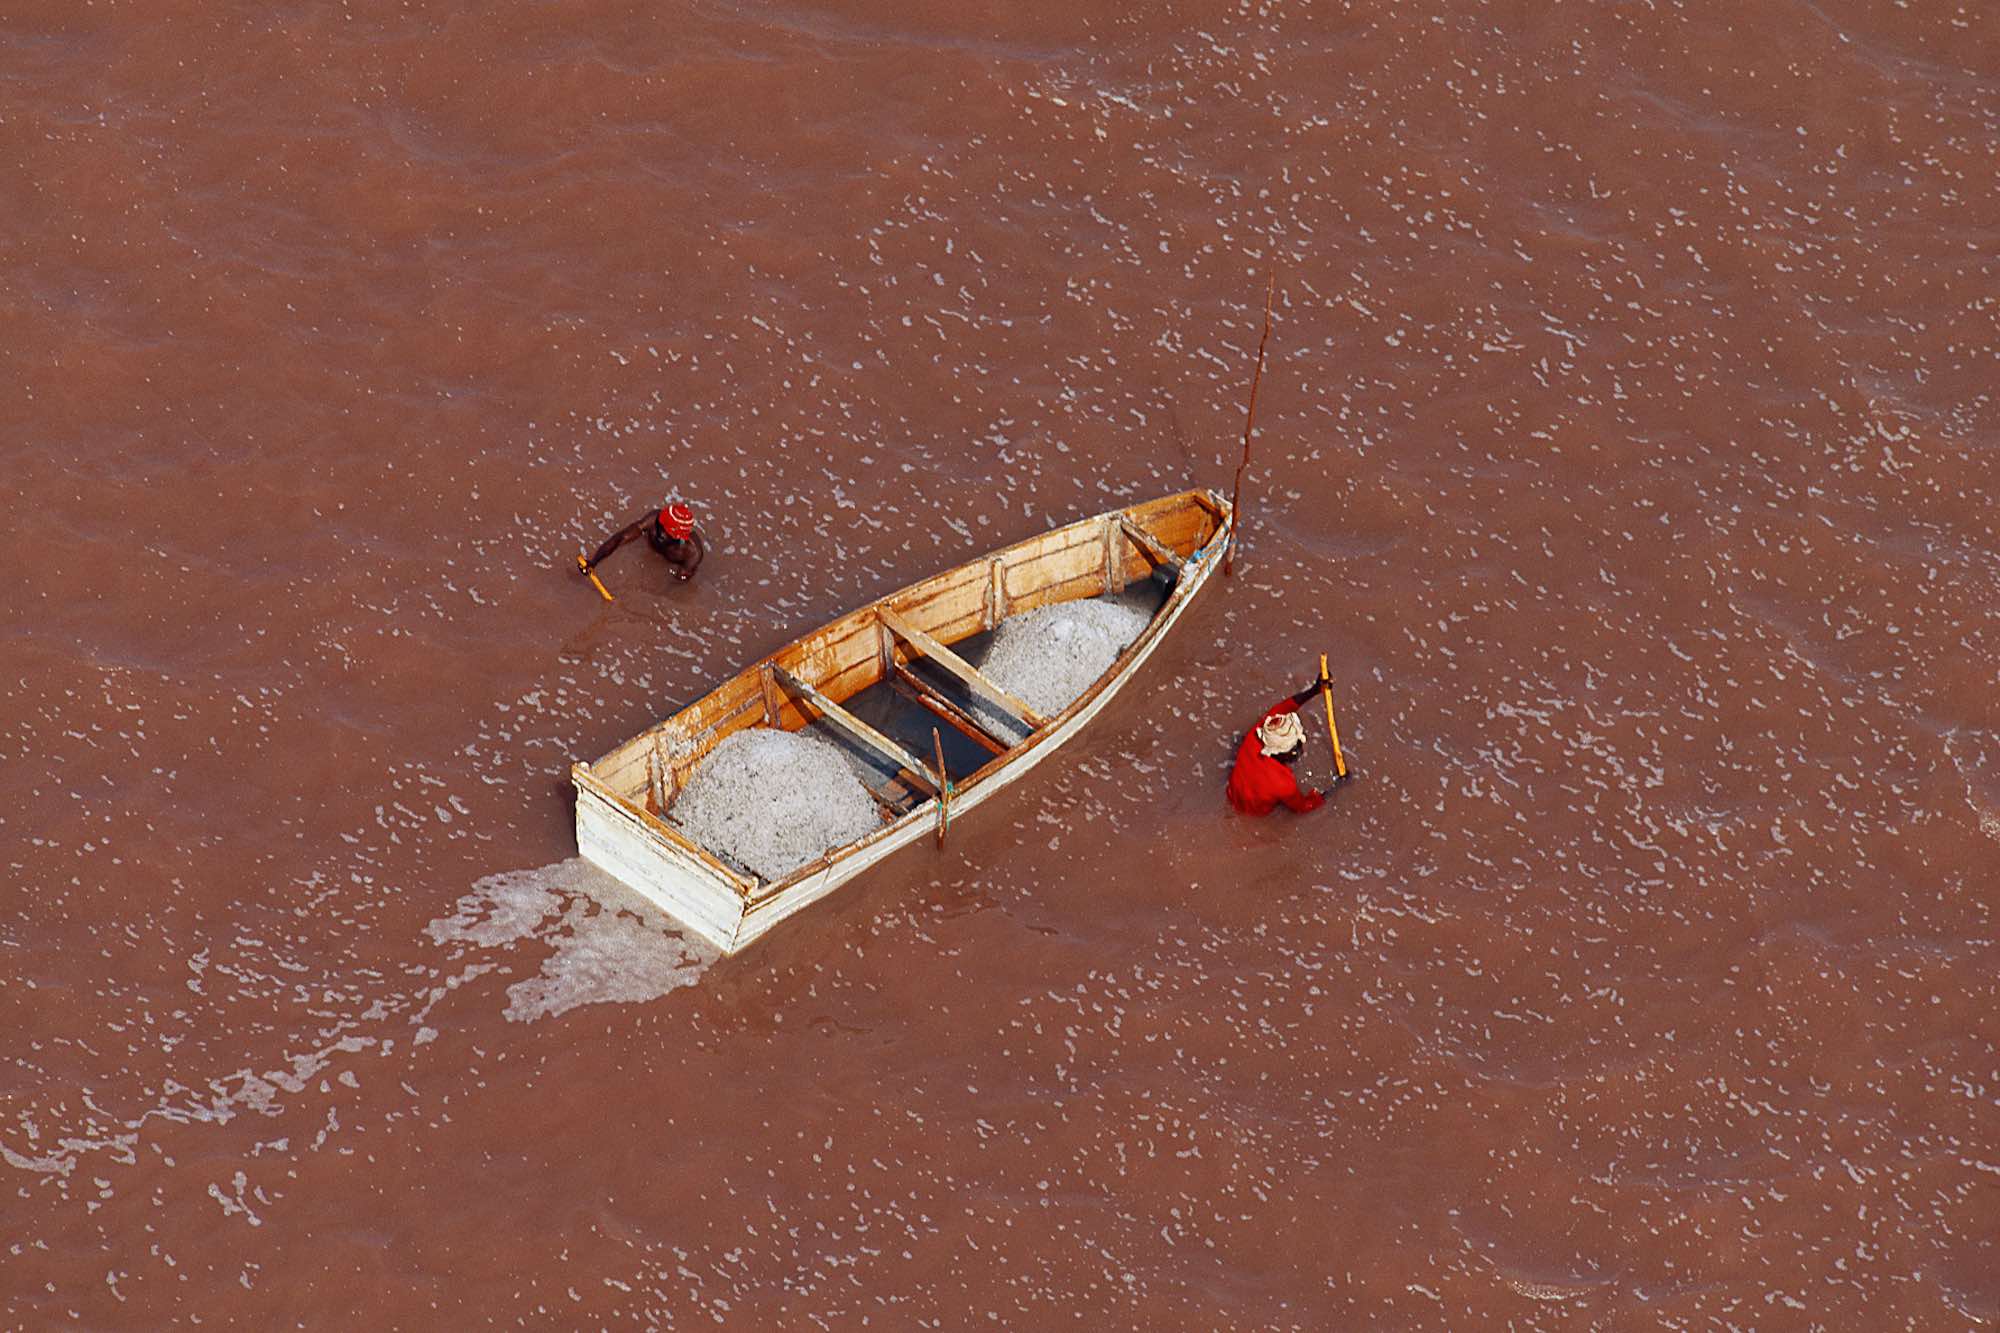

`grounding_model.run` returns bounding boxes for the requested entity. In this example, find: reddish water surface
[5,0,1998,1326]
